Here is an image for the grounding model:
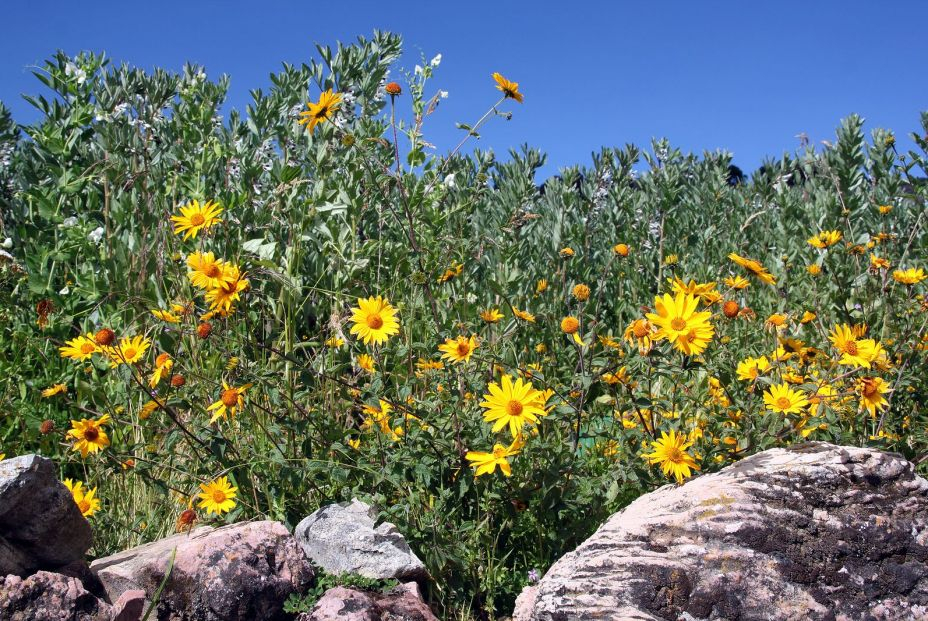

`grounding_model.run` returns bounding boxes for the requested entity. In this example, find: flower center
[123,348,137,360]
[633,322,649,338]
[81,343,96,354]
[78,500,90,514]
[862,382,878,397]
[212,490,227,504]
[366,314,384,330]
[670,318,687,331]
[493,446,506,459]
[665,447,684,463]
[83,426,99,442]
[775,397,792,409]
[205,263,221,278]
[456,342,471,356]
[845,341,858,356]
[156,353,171,367]
[221,389,239,407]
[190,213,205,226]
[317,106,329,119]
[507,400,524,417]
